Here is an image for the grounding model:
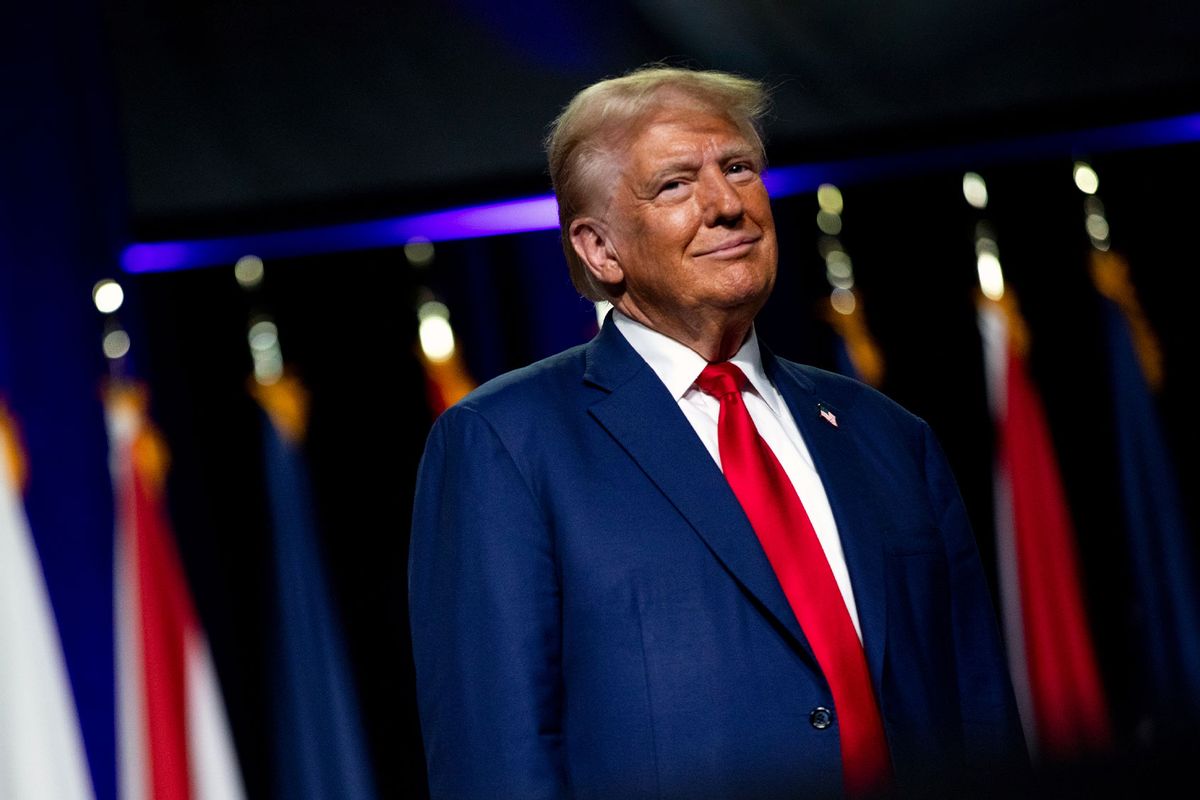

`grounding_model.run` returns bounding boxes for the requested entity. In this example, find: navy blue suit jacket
[409,316,1025,799]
